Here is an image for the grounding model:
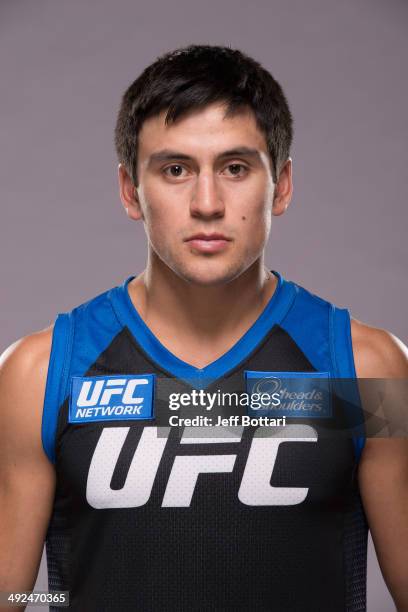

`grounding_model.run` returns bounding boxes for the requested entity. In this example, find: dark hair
[114,44,293,184]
